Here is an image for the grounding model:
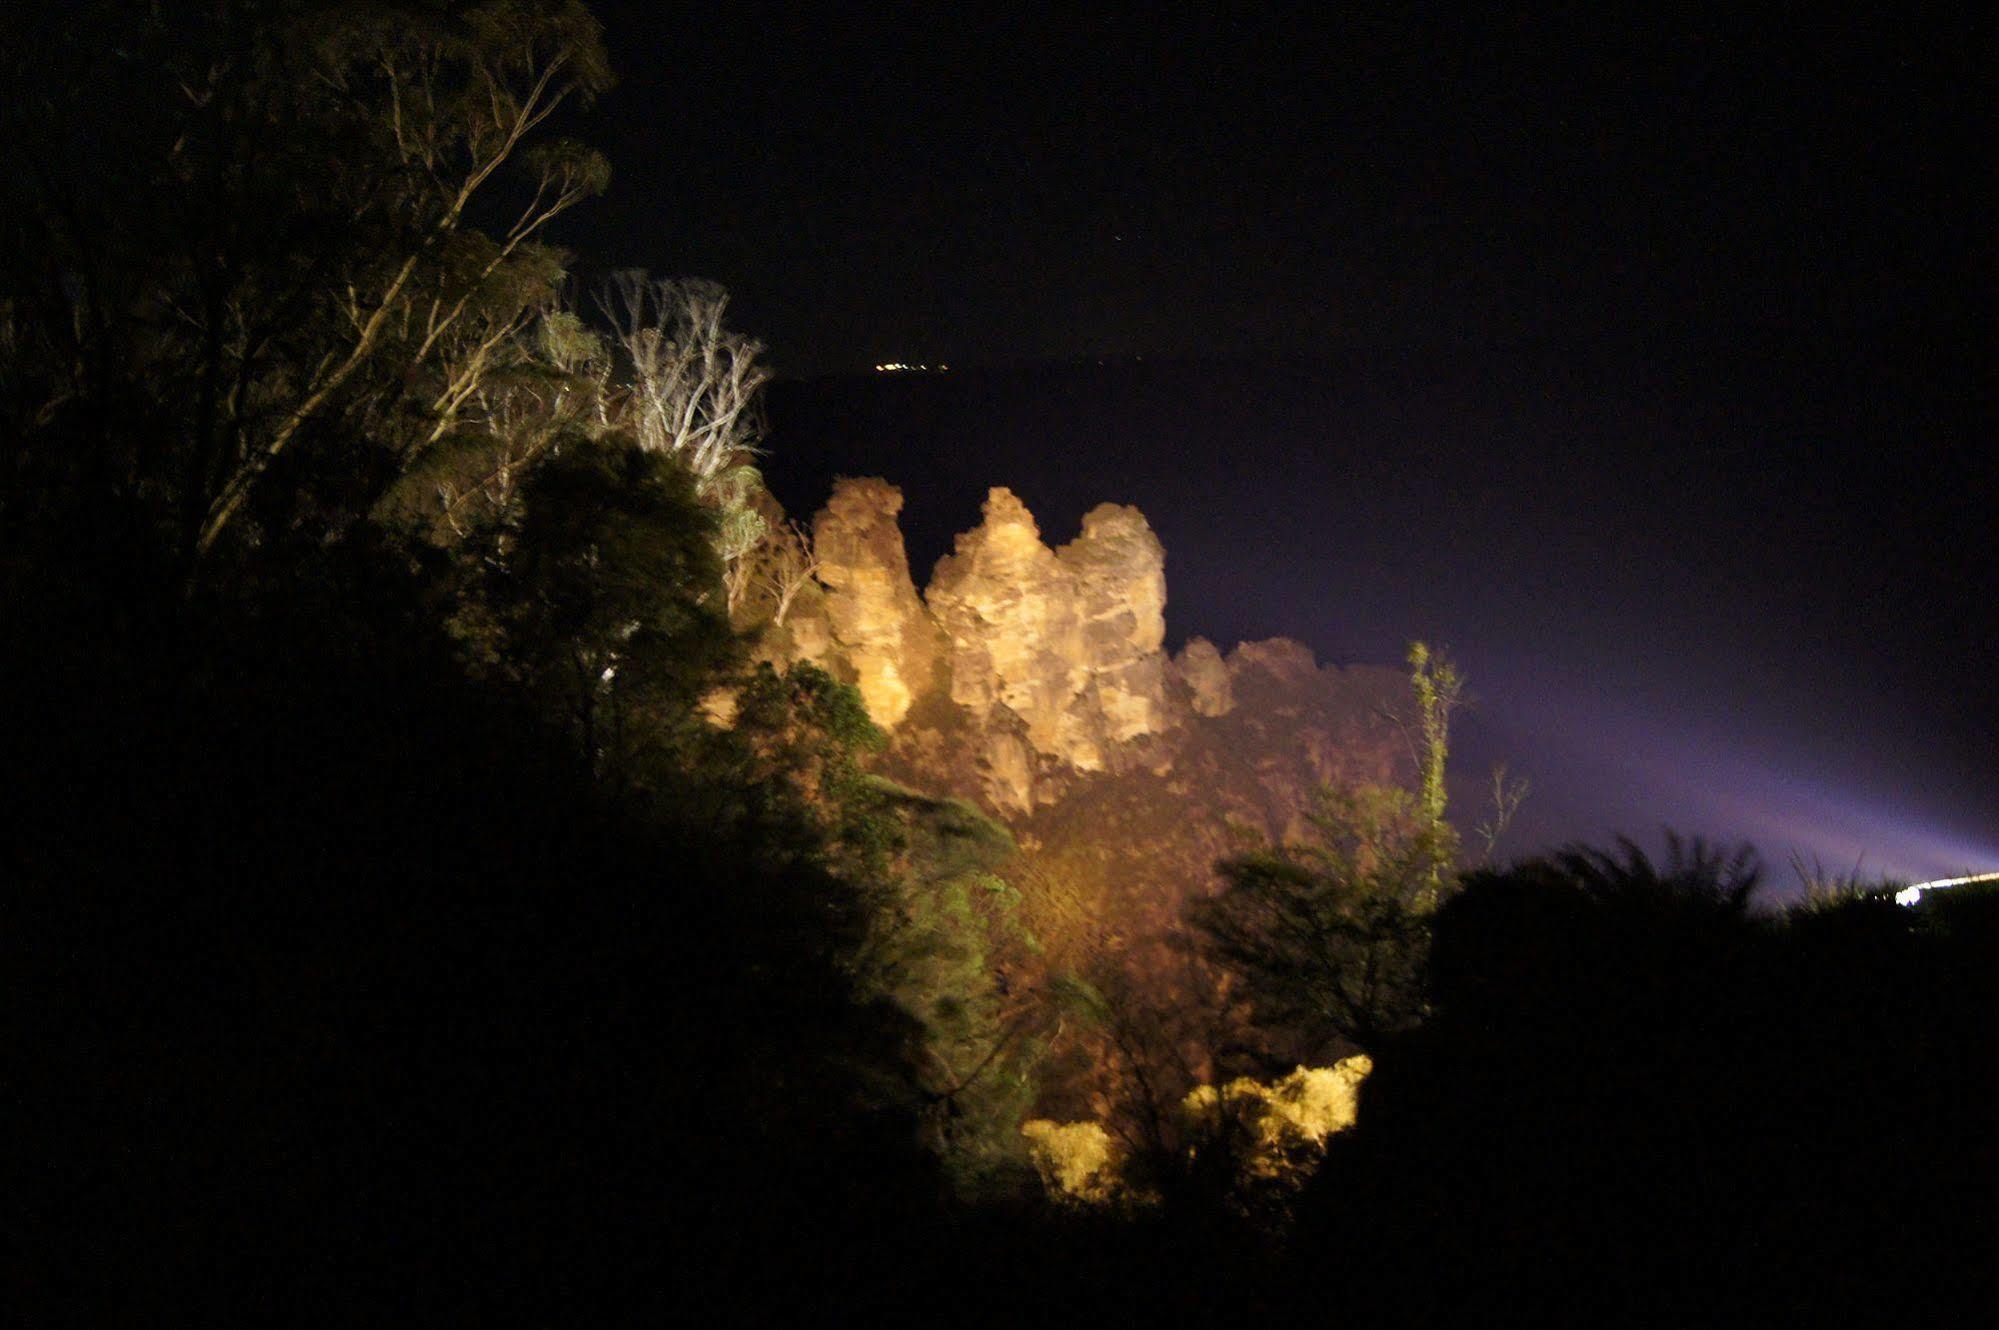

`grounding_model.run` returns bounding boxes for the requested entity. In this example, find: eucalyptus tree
[1,0,611,585]
[600,272,774,611]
